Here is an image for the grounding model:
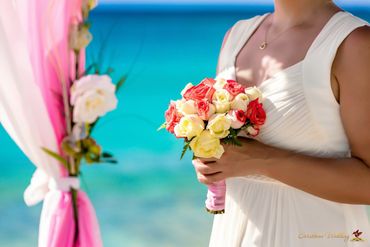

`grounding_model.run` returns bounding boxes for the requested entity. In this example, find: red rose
[224,80,245,97]
[246,99,266,126]
[234,109,247,123]
[183,78,216,102]
[165,101,182,133]
[196,99,215,120]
